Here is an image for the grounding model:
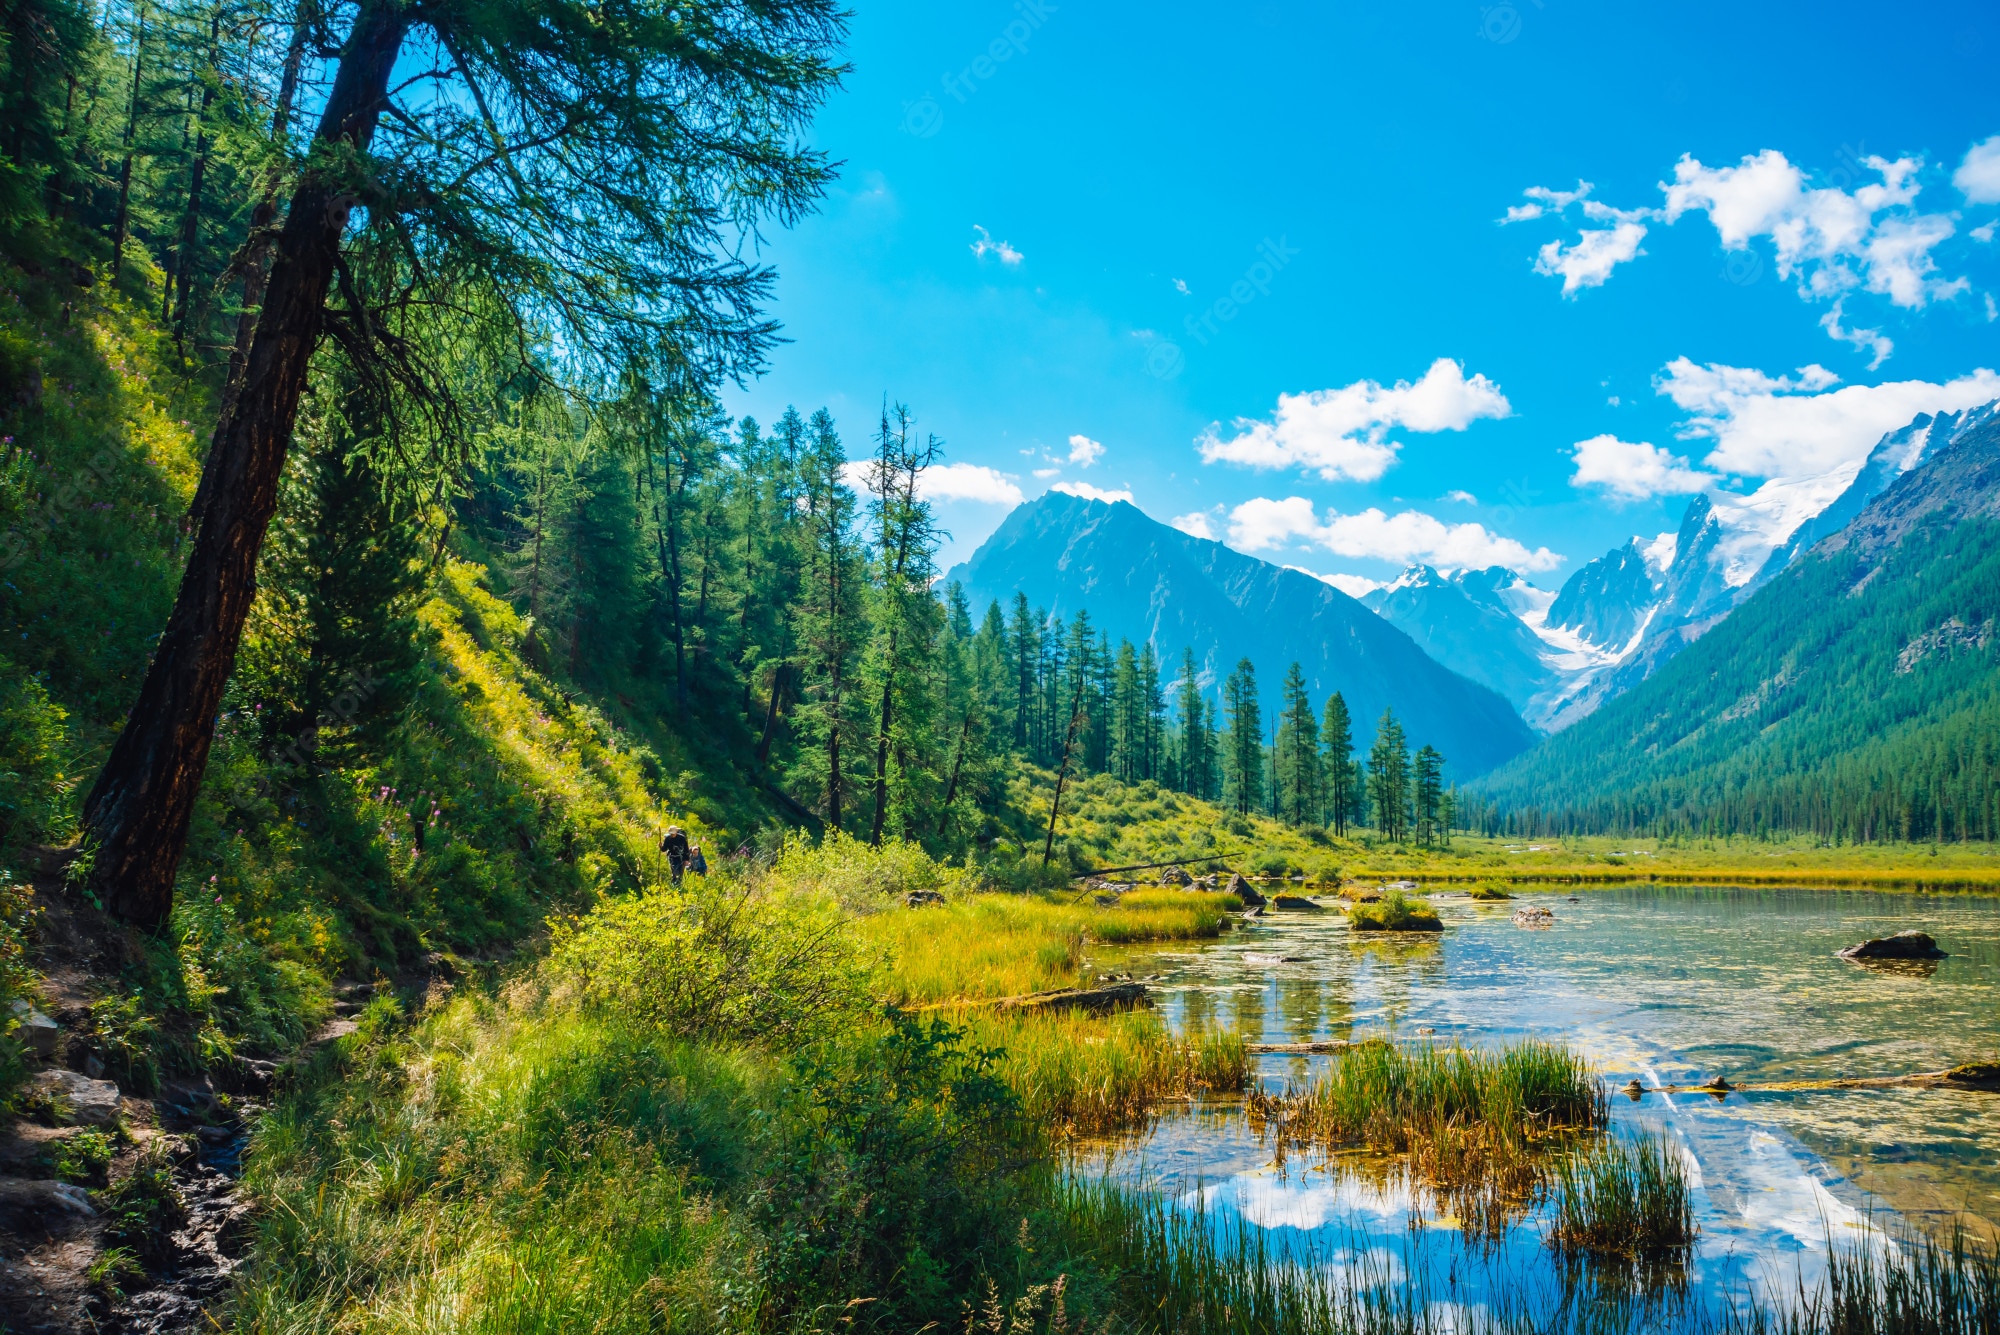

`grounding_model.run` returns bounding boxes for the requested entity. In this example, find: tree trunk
[867,627,896,847]
[82,0,413,930]
[109,2,147,283]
